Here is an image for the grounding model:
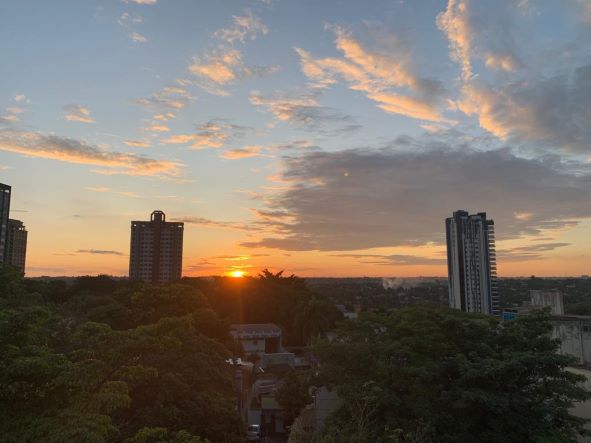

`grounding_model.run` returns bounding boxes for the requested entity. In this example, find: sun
[229,270,246,278]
